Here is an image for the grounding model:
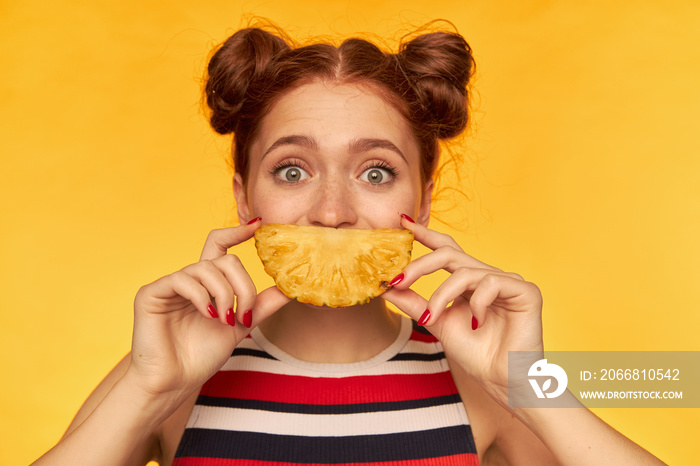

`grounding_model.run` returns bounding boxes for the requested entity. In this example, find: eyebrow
[261,135,406,162]
[262,135,318,159]
[349,138,406,163]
